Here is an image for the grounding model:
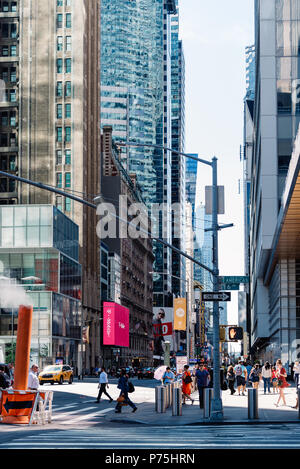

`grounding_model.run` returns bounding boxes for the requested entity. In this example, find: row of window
[56,172,71,188]
[56,58,72,74]
[57,103,71,119]
[1,23,18,39]
[56,81,72,97]
[57,0,72,6]
[0,1,17,13]
[0,177,15,193]
[1,45,17,57]
[3,88,17,102]
[57,13,72,29]
[56,149,71,165]
[0,154,16,171]
[1,67,17,83]
[56,126,71,143]
[0,110,16,127]
[0,132,17,147]
[57,35,72,52]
